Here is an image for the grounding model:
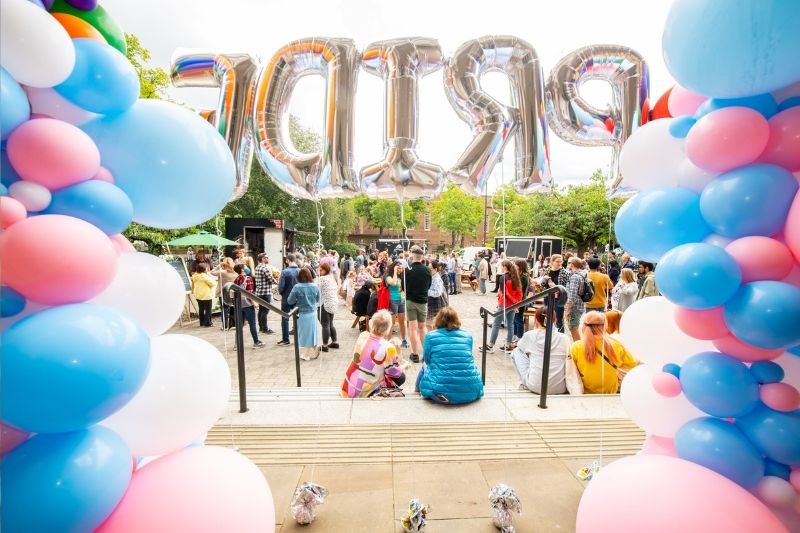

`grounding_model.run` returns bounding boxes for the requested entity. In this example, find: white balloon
[8,180,51,211]
[101,334,231,457]
[24,86,99,125]
[89,252,186,336]
[621,364,704,438]
[619,296,714,366]
[0,0,75,87]
[619,119,684,191]
[703,233,735,248]
[676,158,719,193]
[776,352,800,388]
